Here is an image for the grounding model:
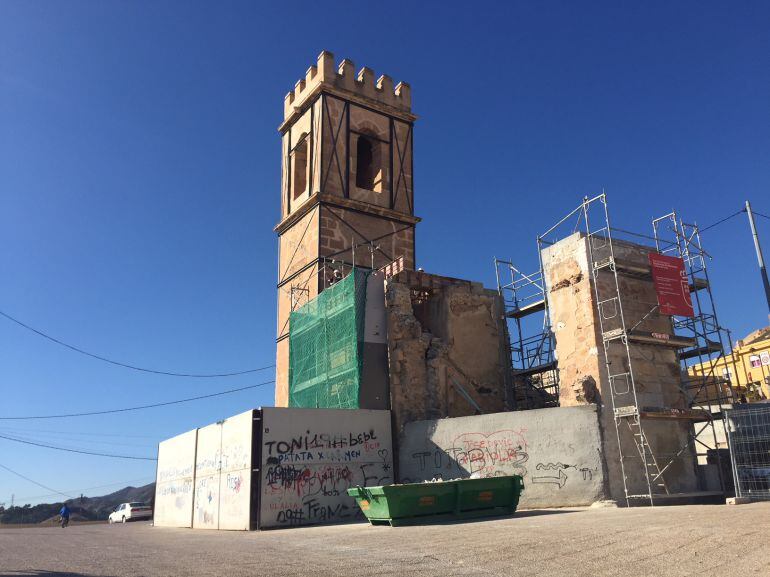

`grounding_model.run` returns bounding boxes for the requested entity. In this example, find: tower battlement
[283,51,411,122]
